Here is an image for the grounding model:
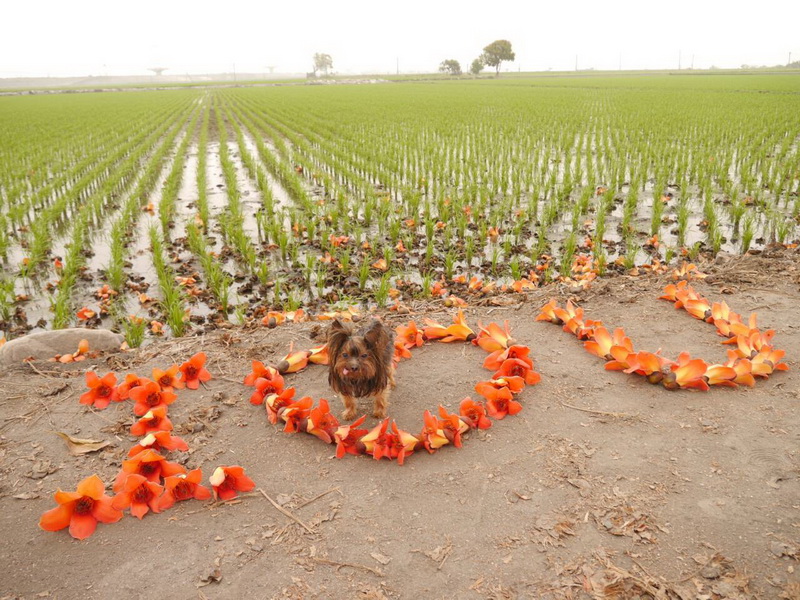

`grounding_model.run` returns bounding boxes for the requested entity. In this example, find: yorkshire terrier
[327,318,396,420]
